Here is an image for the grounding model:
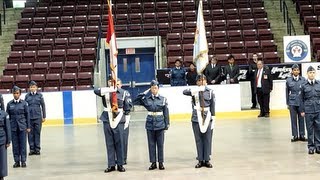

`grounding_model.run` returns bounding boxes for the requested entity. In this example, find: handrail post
[0,14,2,36]
[3,1,6,25]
